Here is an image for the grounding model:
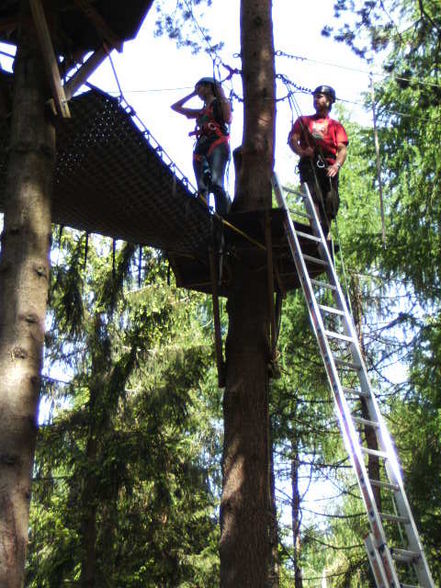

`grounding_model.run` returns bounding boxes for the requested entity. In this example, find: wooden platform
[0,86,211,253]
[167,208,329,296]
[0,1,154,54]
